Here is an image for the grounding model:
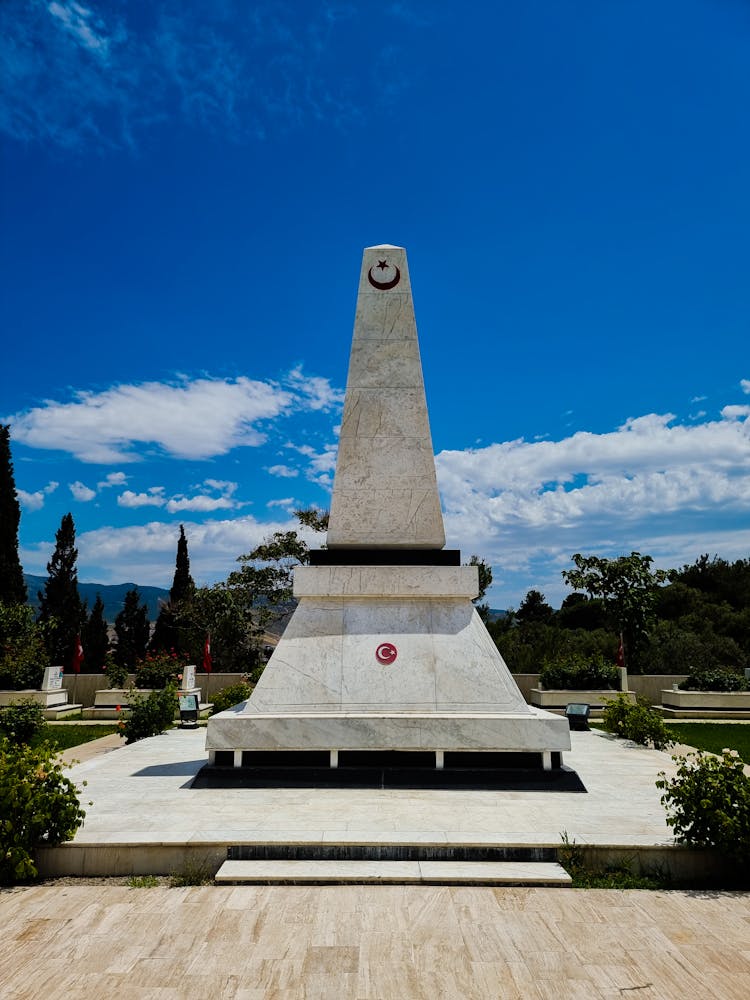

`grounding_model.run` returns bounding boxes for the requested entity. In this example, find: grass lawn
[33,724,119,752]
[663,722,750,763]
